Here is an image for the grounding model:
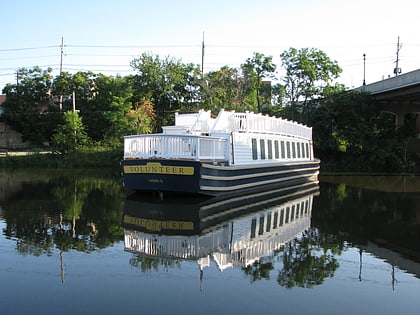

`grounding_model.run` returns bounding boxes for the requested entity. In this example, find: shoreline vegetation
[0,148,417,176]
[0,149,122,171]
